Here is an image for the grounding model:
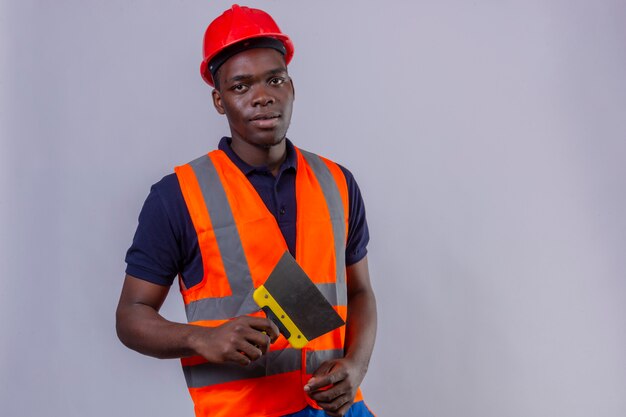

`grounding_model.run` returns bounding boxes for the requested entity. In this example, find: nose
[252,85,275,107]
